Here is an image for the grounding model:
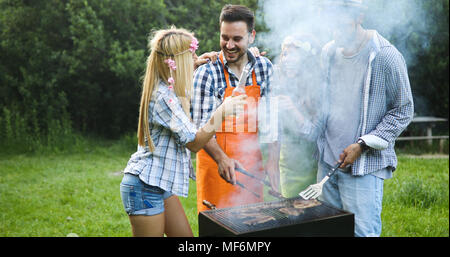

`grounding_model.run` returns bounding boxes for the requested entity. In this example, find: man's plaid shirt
[191,51,274,130]
[300,31,414,176]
